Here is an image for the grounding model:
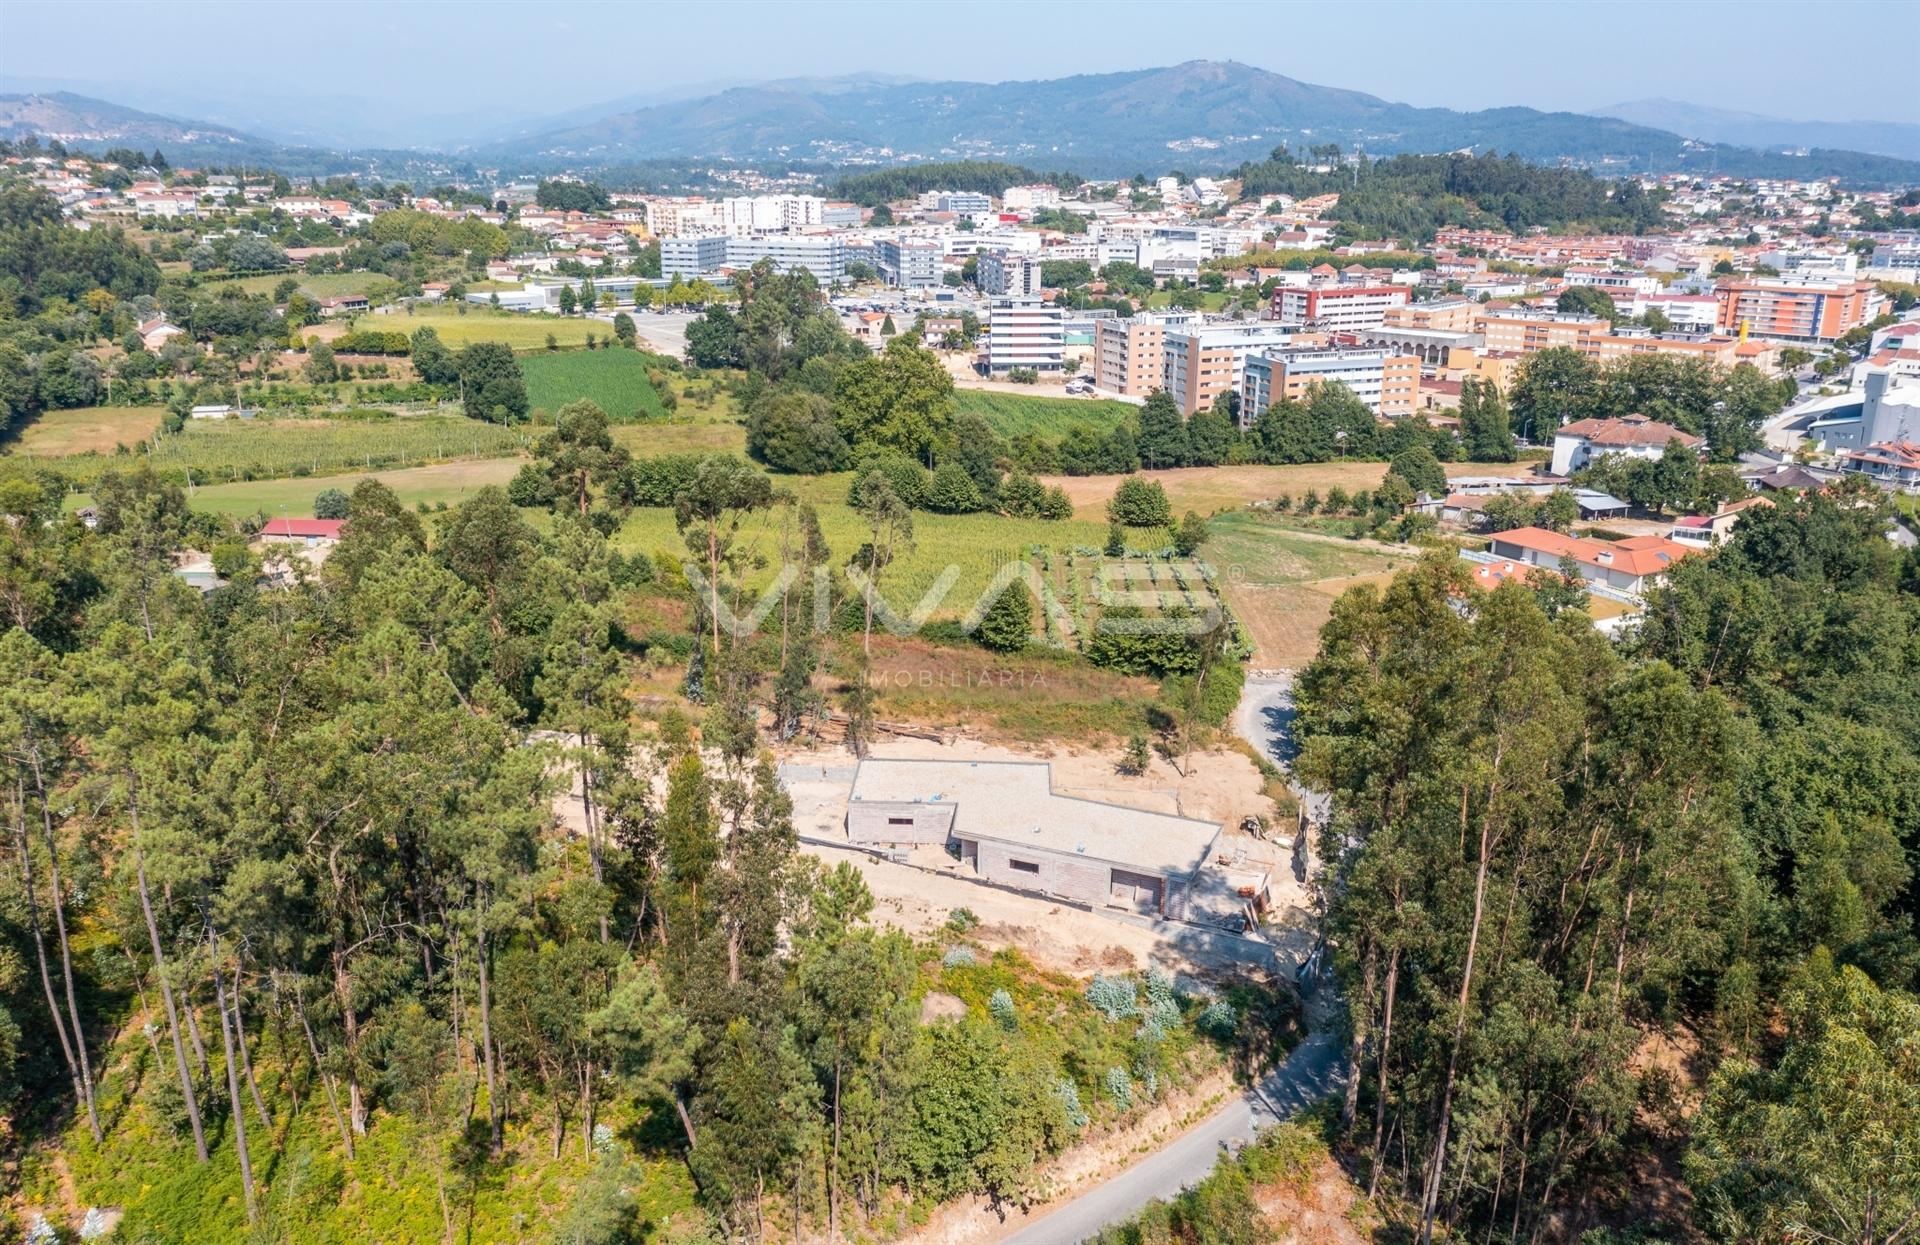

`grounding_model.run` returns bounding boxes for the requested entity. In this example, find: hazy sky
[3,0,1915,139]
